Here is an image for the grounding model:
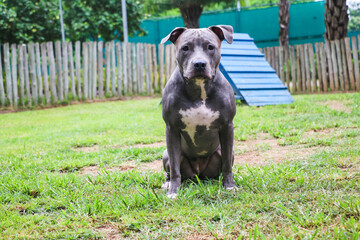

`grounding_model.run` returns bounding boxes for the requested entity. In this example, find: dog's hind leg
[161,149,197,189]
